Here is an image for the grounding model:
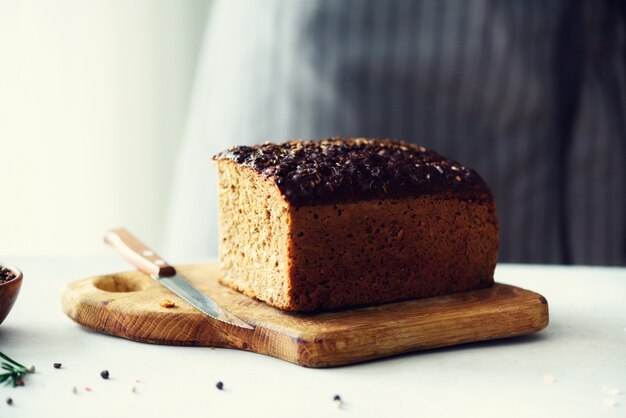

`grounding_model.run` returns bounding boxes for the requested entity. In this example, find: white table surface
[0,257,624,418]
